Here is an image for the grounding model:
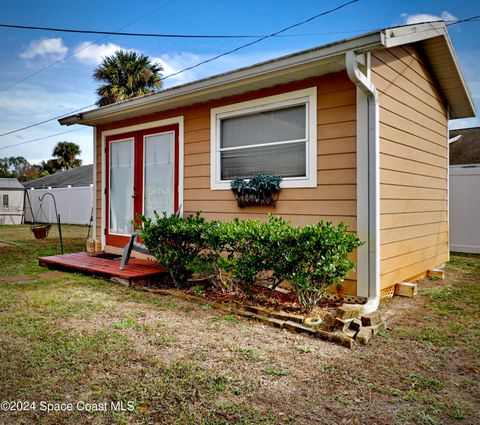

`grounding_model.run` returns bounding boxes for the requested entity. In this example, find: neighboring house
[448,127,480,254]
[59,22,475,312]
[24,165,94,225]
[0,178,25,225]
[449,127,480,165]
